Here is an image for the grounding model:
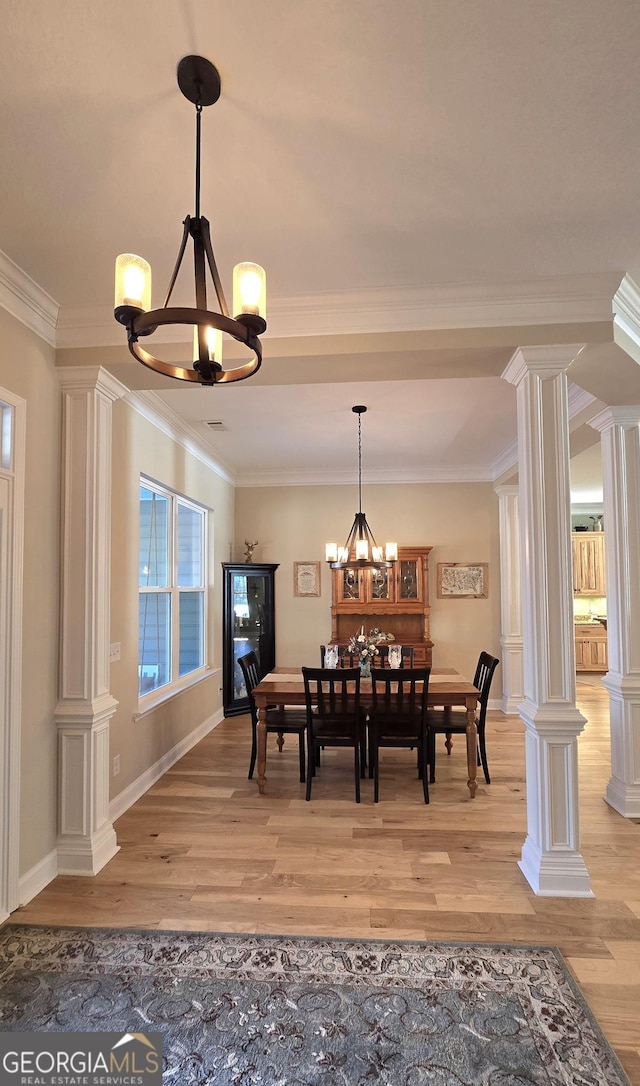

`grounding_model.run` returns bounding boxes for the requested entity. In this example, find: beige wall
[109,398,235,796]
[0,309,61,873]
[234,481,503,694]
